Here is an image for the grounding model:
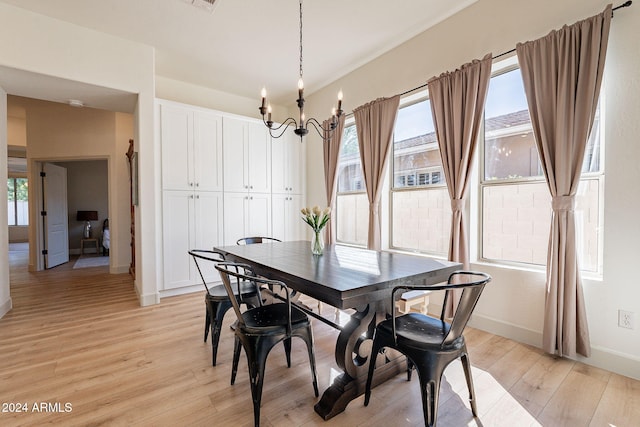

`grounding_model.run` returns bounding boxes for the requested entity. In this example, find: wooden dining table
[214,240,460,420]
